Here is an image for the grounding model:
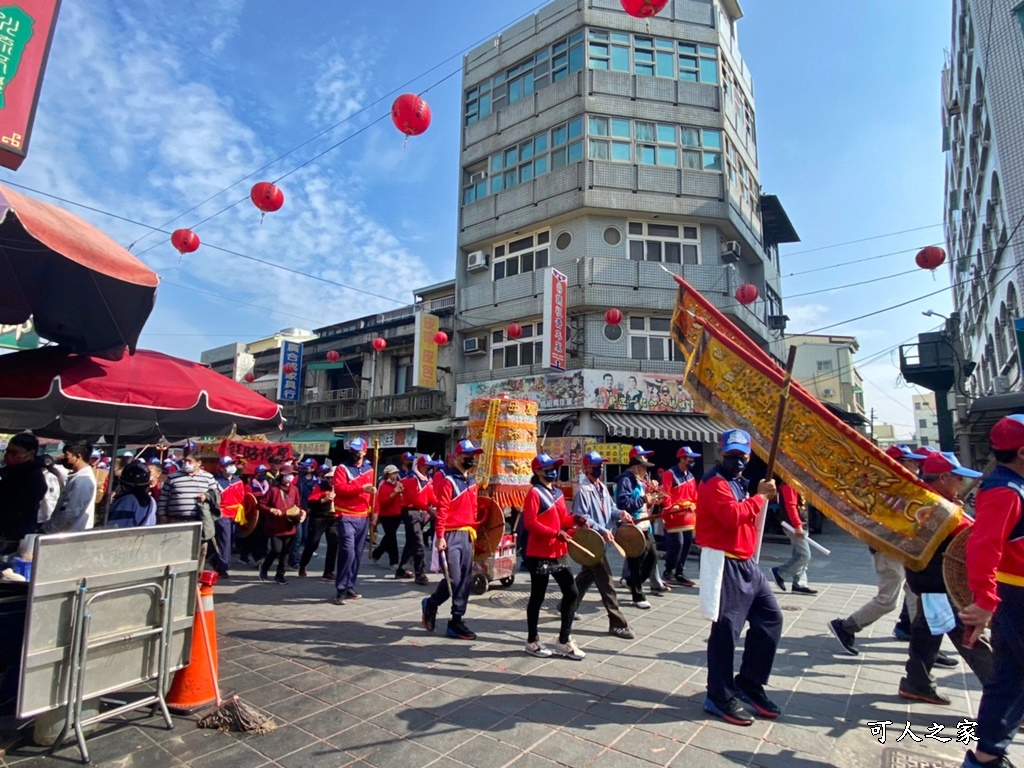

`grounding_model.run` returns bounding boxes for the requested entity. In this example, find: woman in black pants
[521,453,585,660]
[298,467,339,579]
